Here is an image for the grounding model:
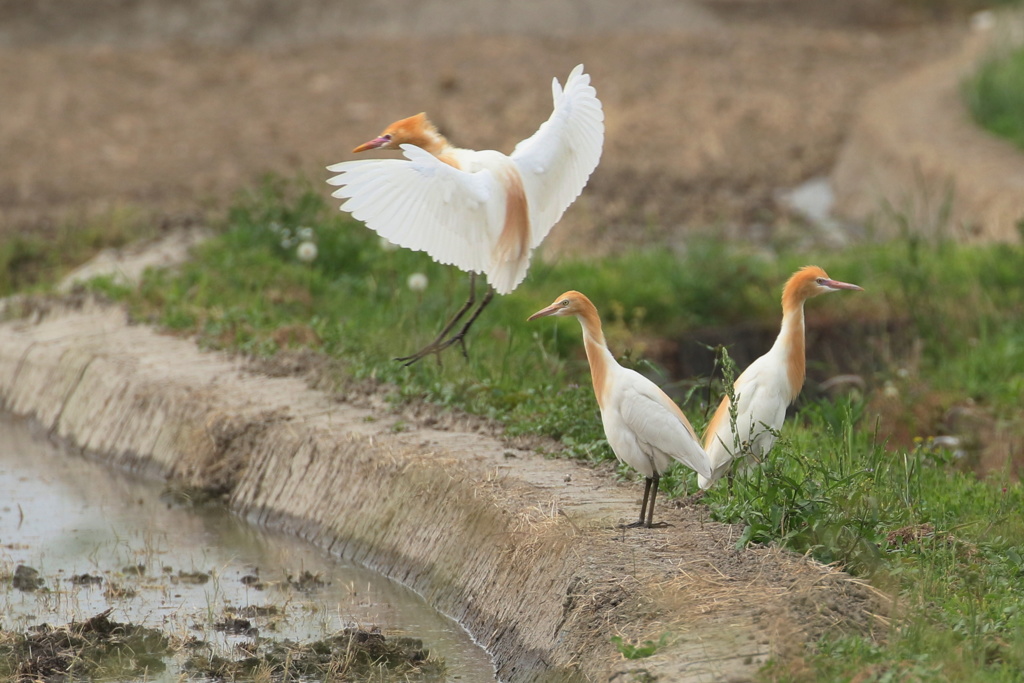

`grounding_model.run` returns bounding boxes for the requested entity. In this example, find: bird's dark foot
[395,332,468,367]
[617,520,672,529]
[395,283,492,367]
